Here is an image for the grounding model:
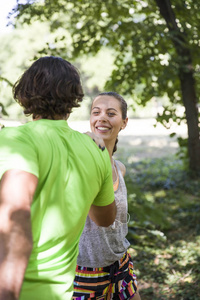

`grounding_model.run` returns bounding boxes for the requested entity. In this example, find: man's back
[0,119,114,300]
